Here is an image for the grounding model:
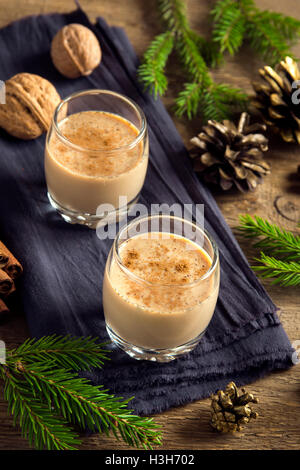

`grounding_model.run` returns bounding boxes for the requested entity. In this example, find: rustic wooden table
[0,0,299,451]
